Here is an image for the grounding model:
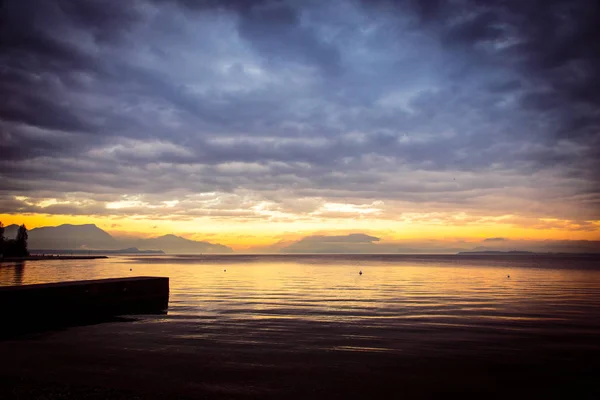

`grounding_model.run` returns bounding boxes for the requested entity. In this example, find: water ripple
[1,254,600,357]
